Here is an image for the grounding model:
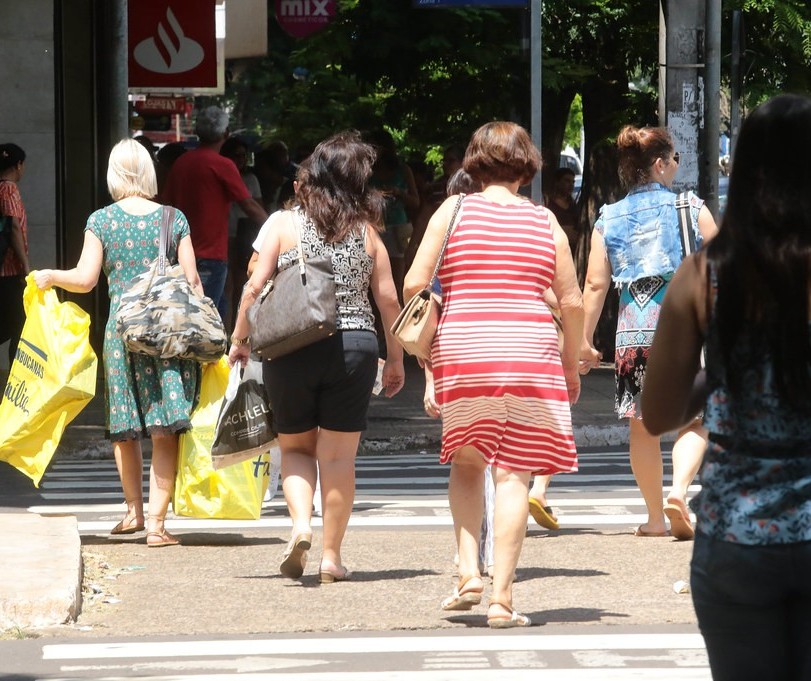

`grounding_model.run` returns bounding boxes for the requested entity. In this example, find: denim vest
[595,183,703,285]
